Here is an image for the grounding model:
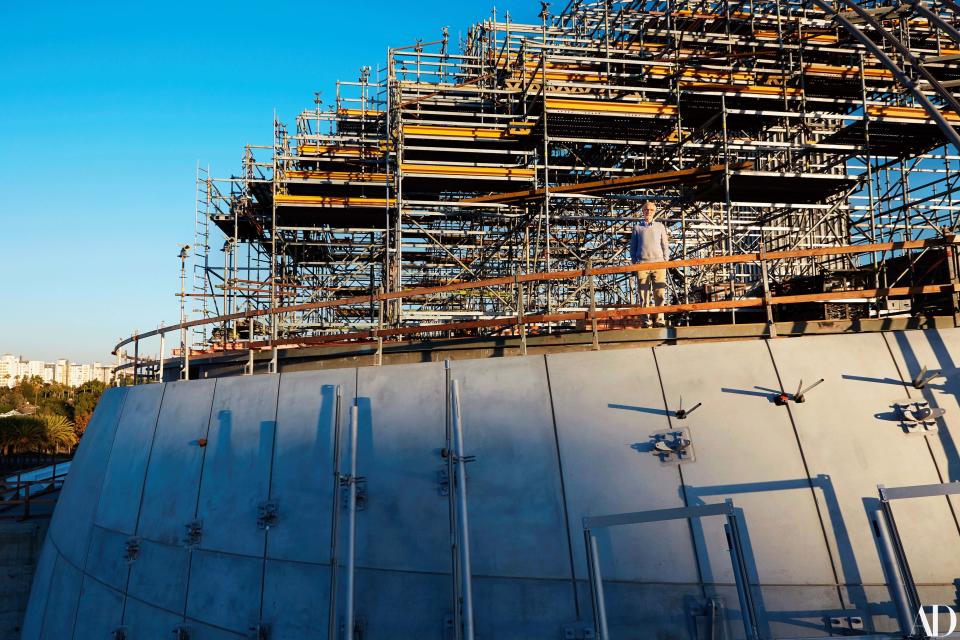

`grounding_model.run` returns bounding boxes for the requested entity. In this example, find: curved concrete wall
[22,328,960,639]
